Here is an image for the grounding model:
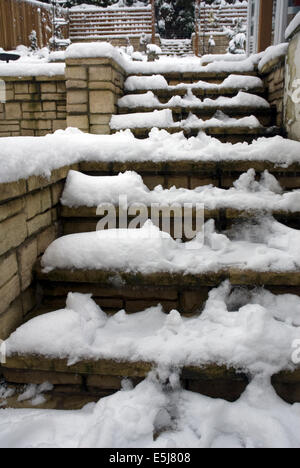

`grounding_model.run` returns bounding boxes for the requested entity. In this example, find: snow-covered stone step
[35,217,300,314]
[59,170,300,236]
[126,70,259,86]
[117,107,274,128]
[111,121,280,144]
[76,165,300,191]
[36,268,300,315]
[3,282,300,406]
[118,90,270,112]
